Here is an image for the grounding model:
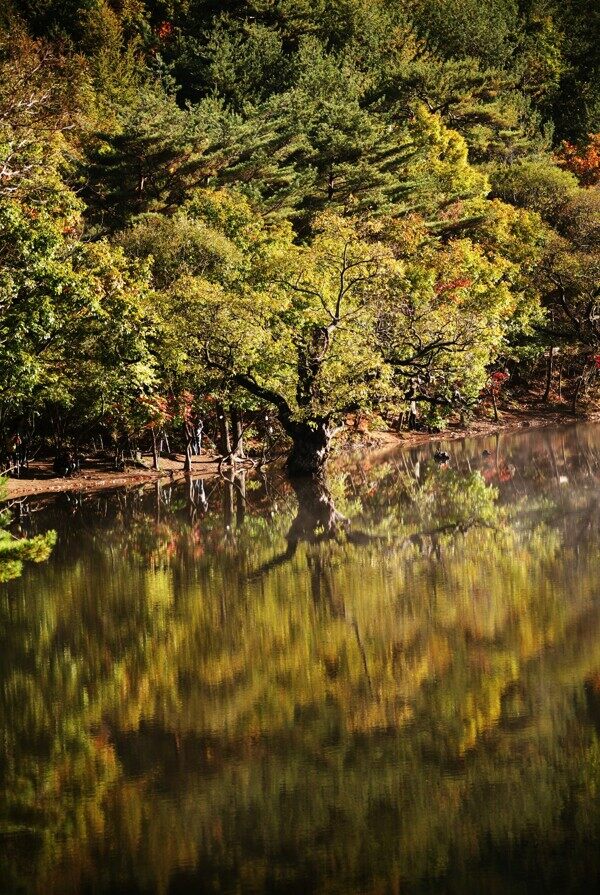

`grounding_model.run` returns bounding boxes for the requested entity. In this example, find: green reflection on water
[3,426,600,894]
